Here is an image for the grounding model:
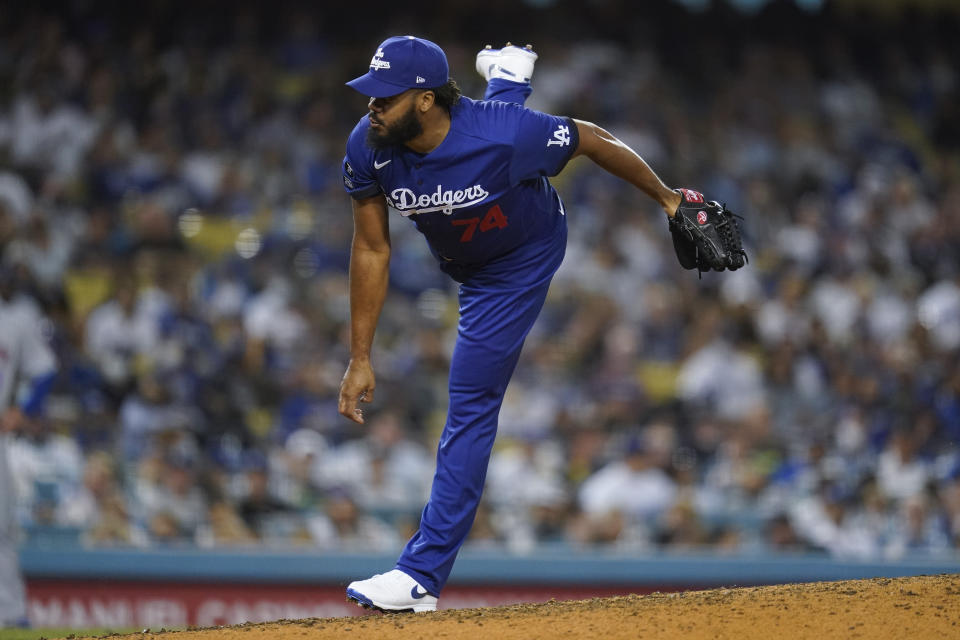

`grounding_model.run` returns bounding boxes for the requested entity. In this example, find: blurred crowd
[2,1,960,561]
